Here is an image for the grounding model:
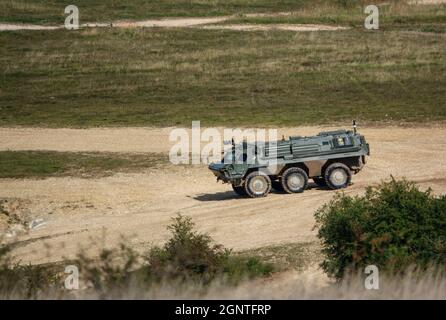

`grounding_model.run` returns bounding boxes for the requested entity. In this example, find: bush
[0,214,273,298]
[145,214,273,284]
[145,215,228,284]
[0,244,61,298]
[70,215,274,294]
[222,255,274,284]
[314,177,446,279]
